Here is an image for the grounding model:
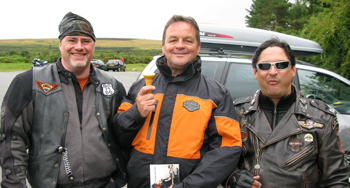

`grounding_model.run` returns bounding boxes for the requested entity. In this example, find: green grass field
[0,63,32,72]
[0,38,161,72]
